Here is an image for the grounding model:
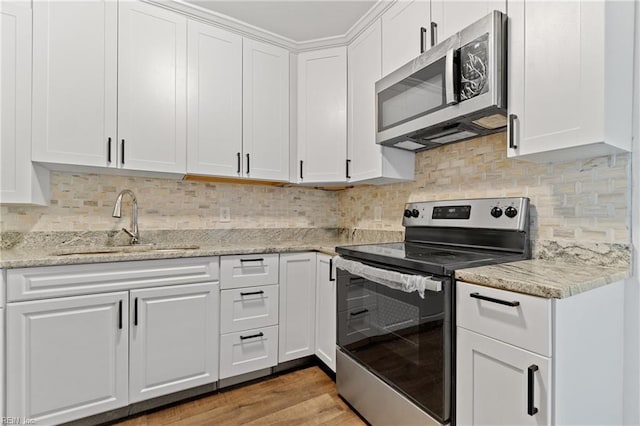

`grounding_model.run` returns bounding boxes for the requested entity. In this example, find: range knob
[505,206,518,218]
[490,206,503,218]
[411,209,420,218]
[404,209,412,218]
